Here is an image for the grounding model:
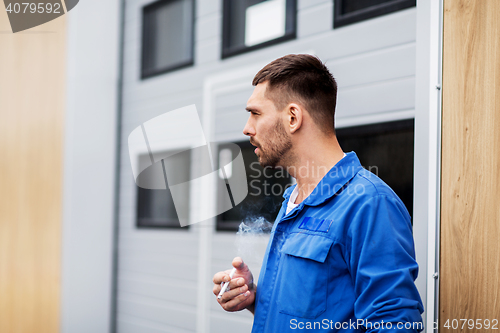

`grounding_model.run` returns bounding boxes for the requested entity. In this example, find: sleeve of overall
[347,195,424,333]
